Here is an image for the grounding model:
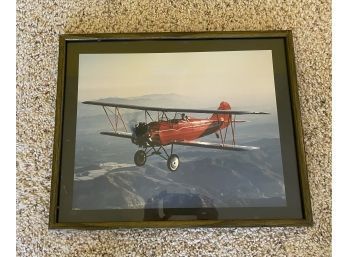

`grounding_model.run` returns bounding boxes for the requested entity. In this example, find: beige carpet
[16,0,331,256]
